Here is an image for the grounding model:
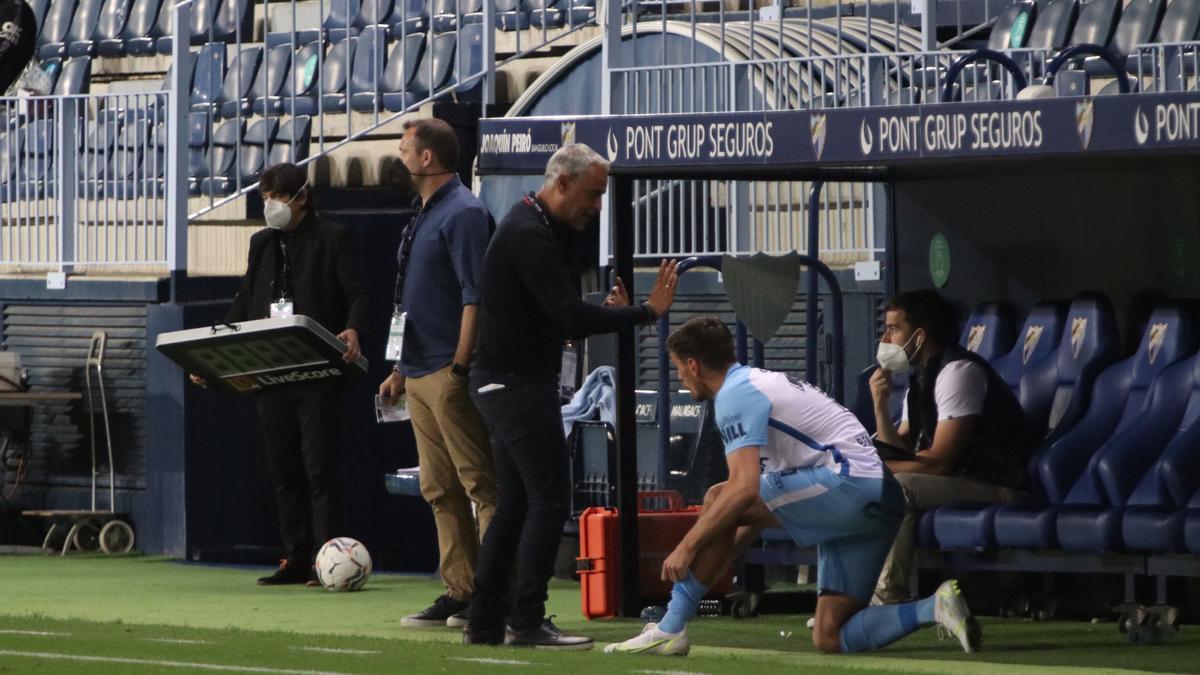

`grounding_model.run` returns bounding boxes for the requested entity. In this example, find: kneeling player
[606,316,981,656]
